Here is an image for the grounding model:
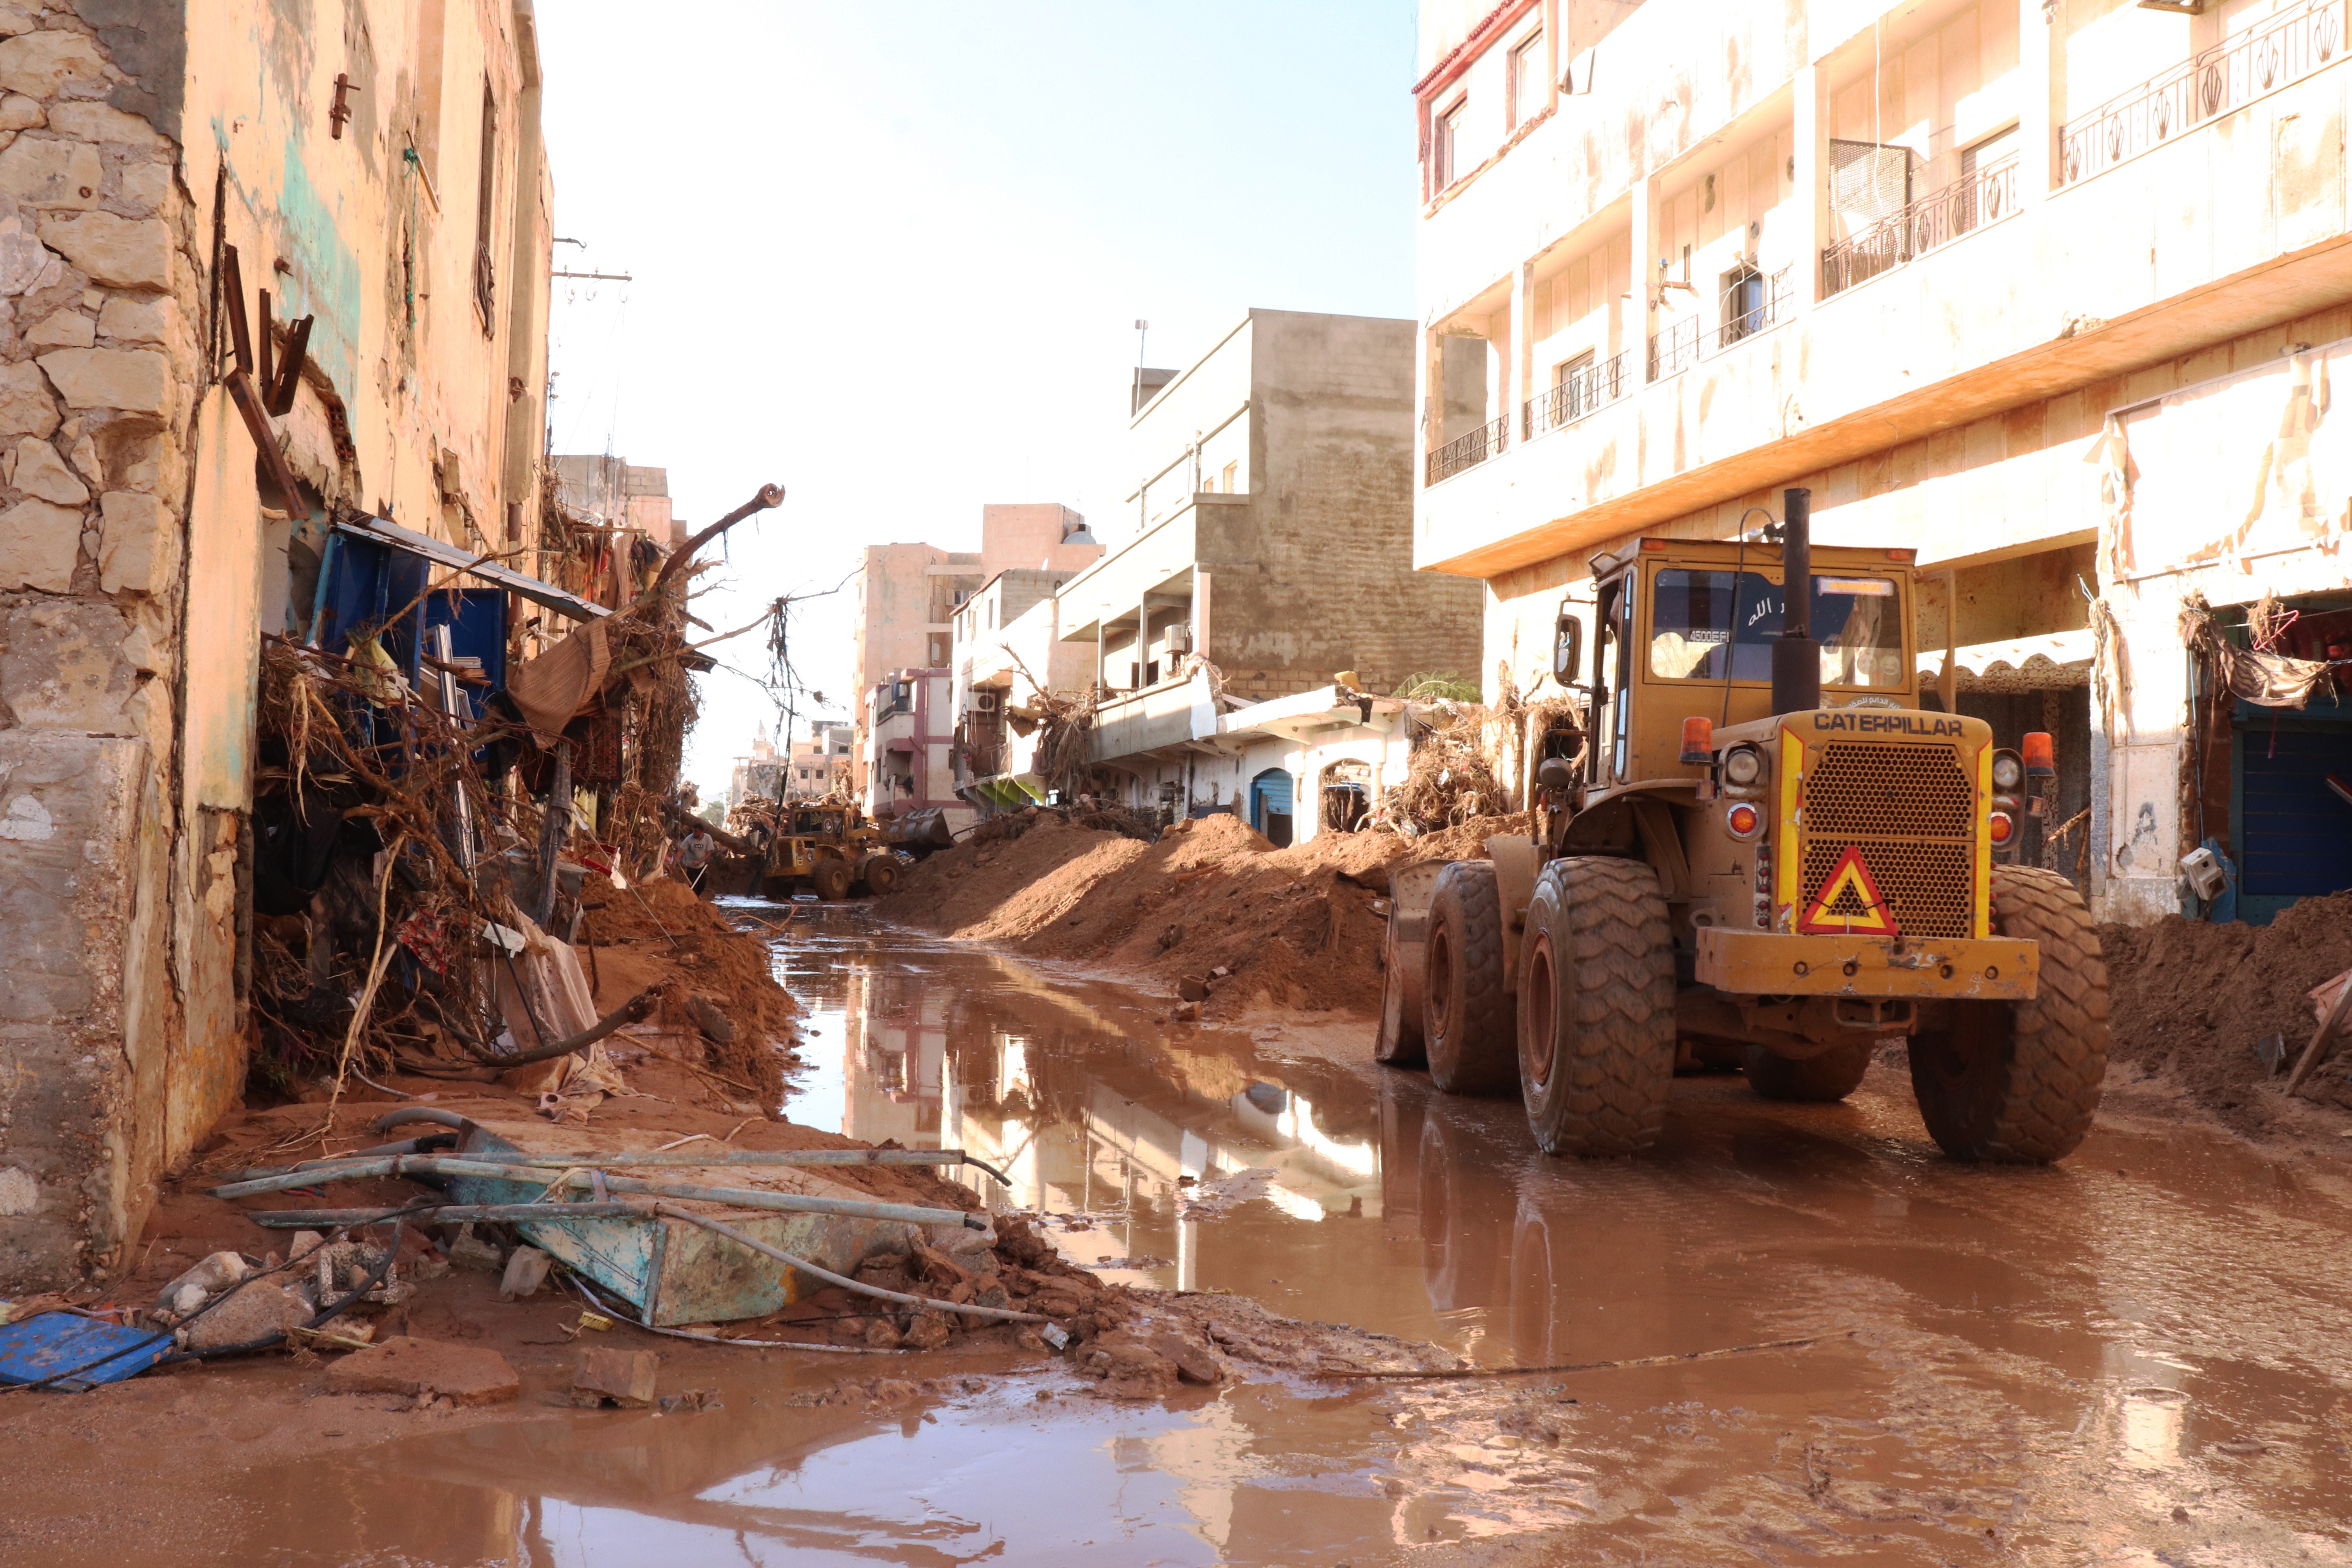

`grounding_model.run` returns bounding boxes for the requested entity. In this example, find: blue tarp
[0,1313,172,1391]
